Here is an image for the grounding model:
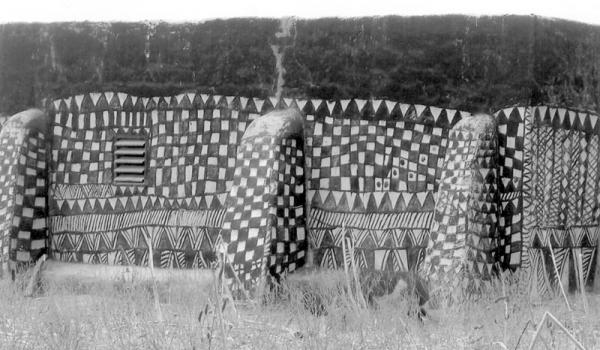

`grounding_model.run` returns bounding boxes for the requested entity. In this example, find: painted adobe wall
[5,91,597,294]
[423,114,499,289]
[221,109,306,287]
[47,92,269,268]
[304,100,469,272]
[0,110,48,278]
[497,106,600,292]
[46,92,480,275]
